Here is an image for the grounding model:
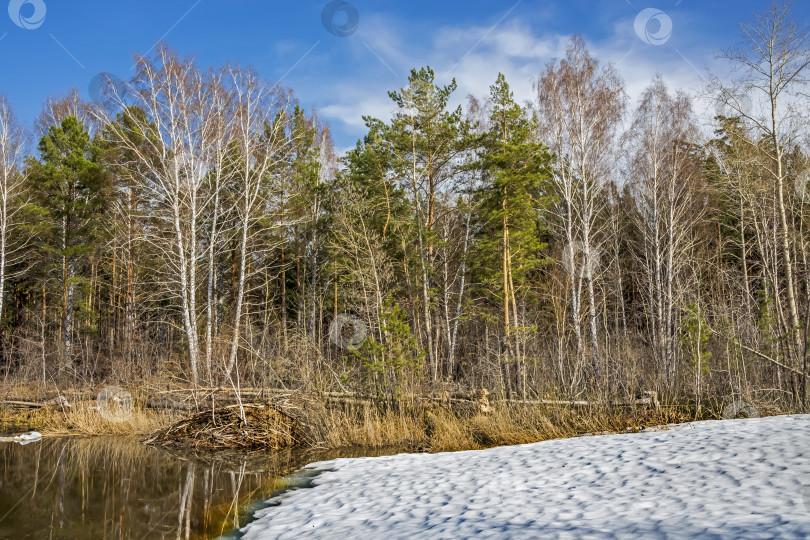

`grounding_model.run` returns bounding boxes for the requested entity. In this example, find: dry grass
[320,406,425,449]
[0,384,766,453]
[308,401,693,453]
[0,399,177,437]
[16,405,173,436]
